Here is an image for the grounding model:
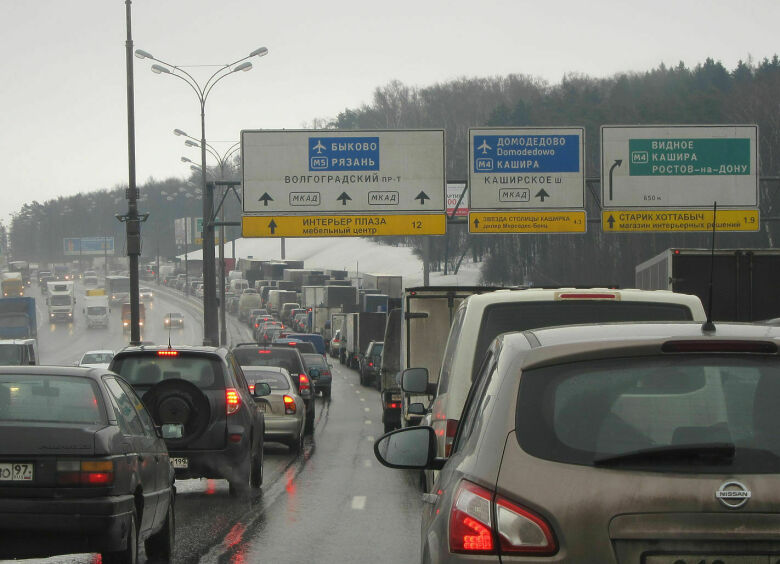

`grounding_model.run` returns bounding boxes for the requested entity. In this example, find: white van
[403,288,707,489]
[230,279,249,293]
